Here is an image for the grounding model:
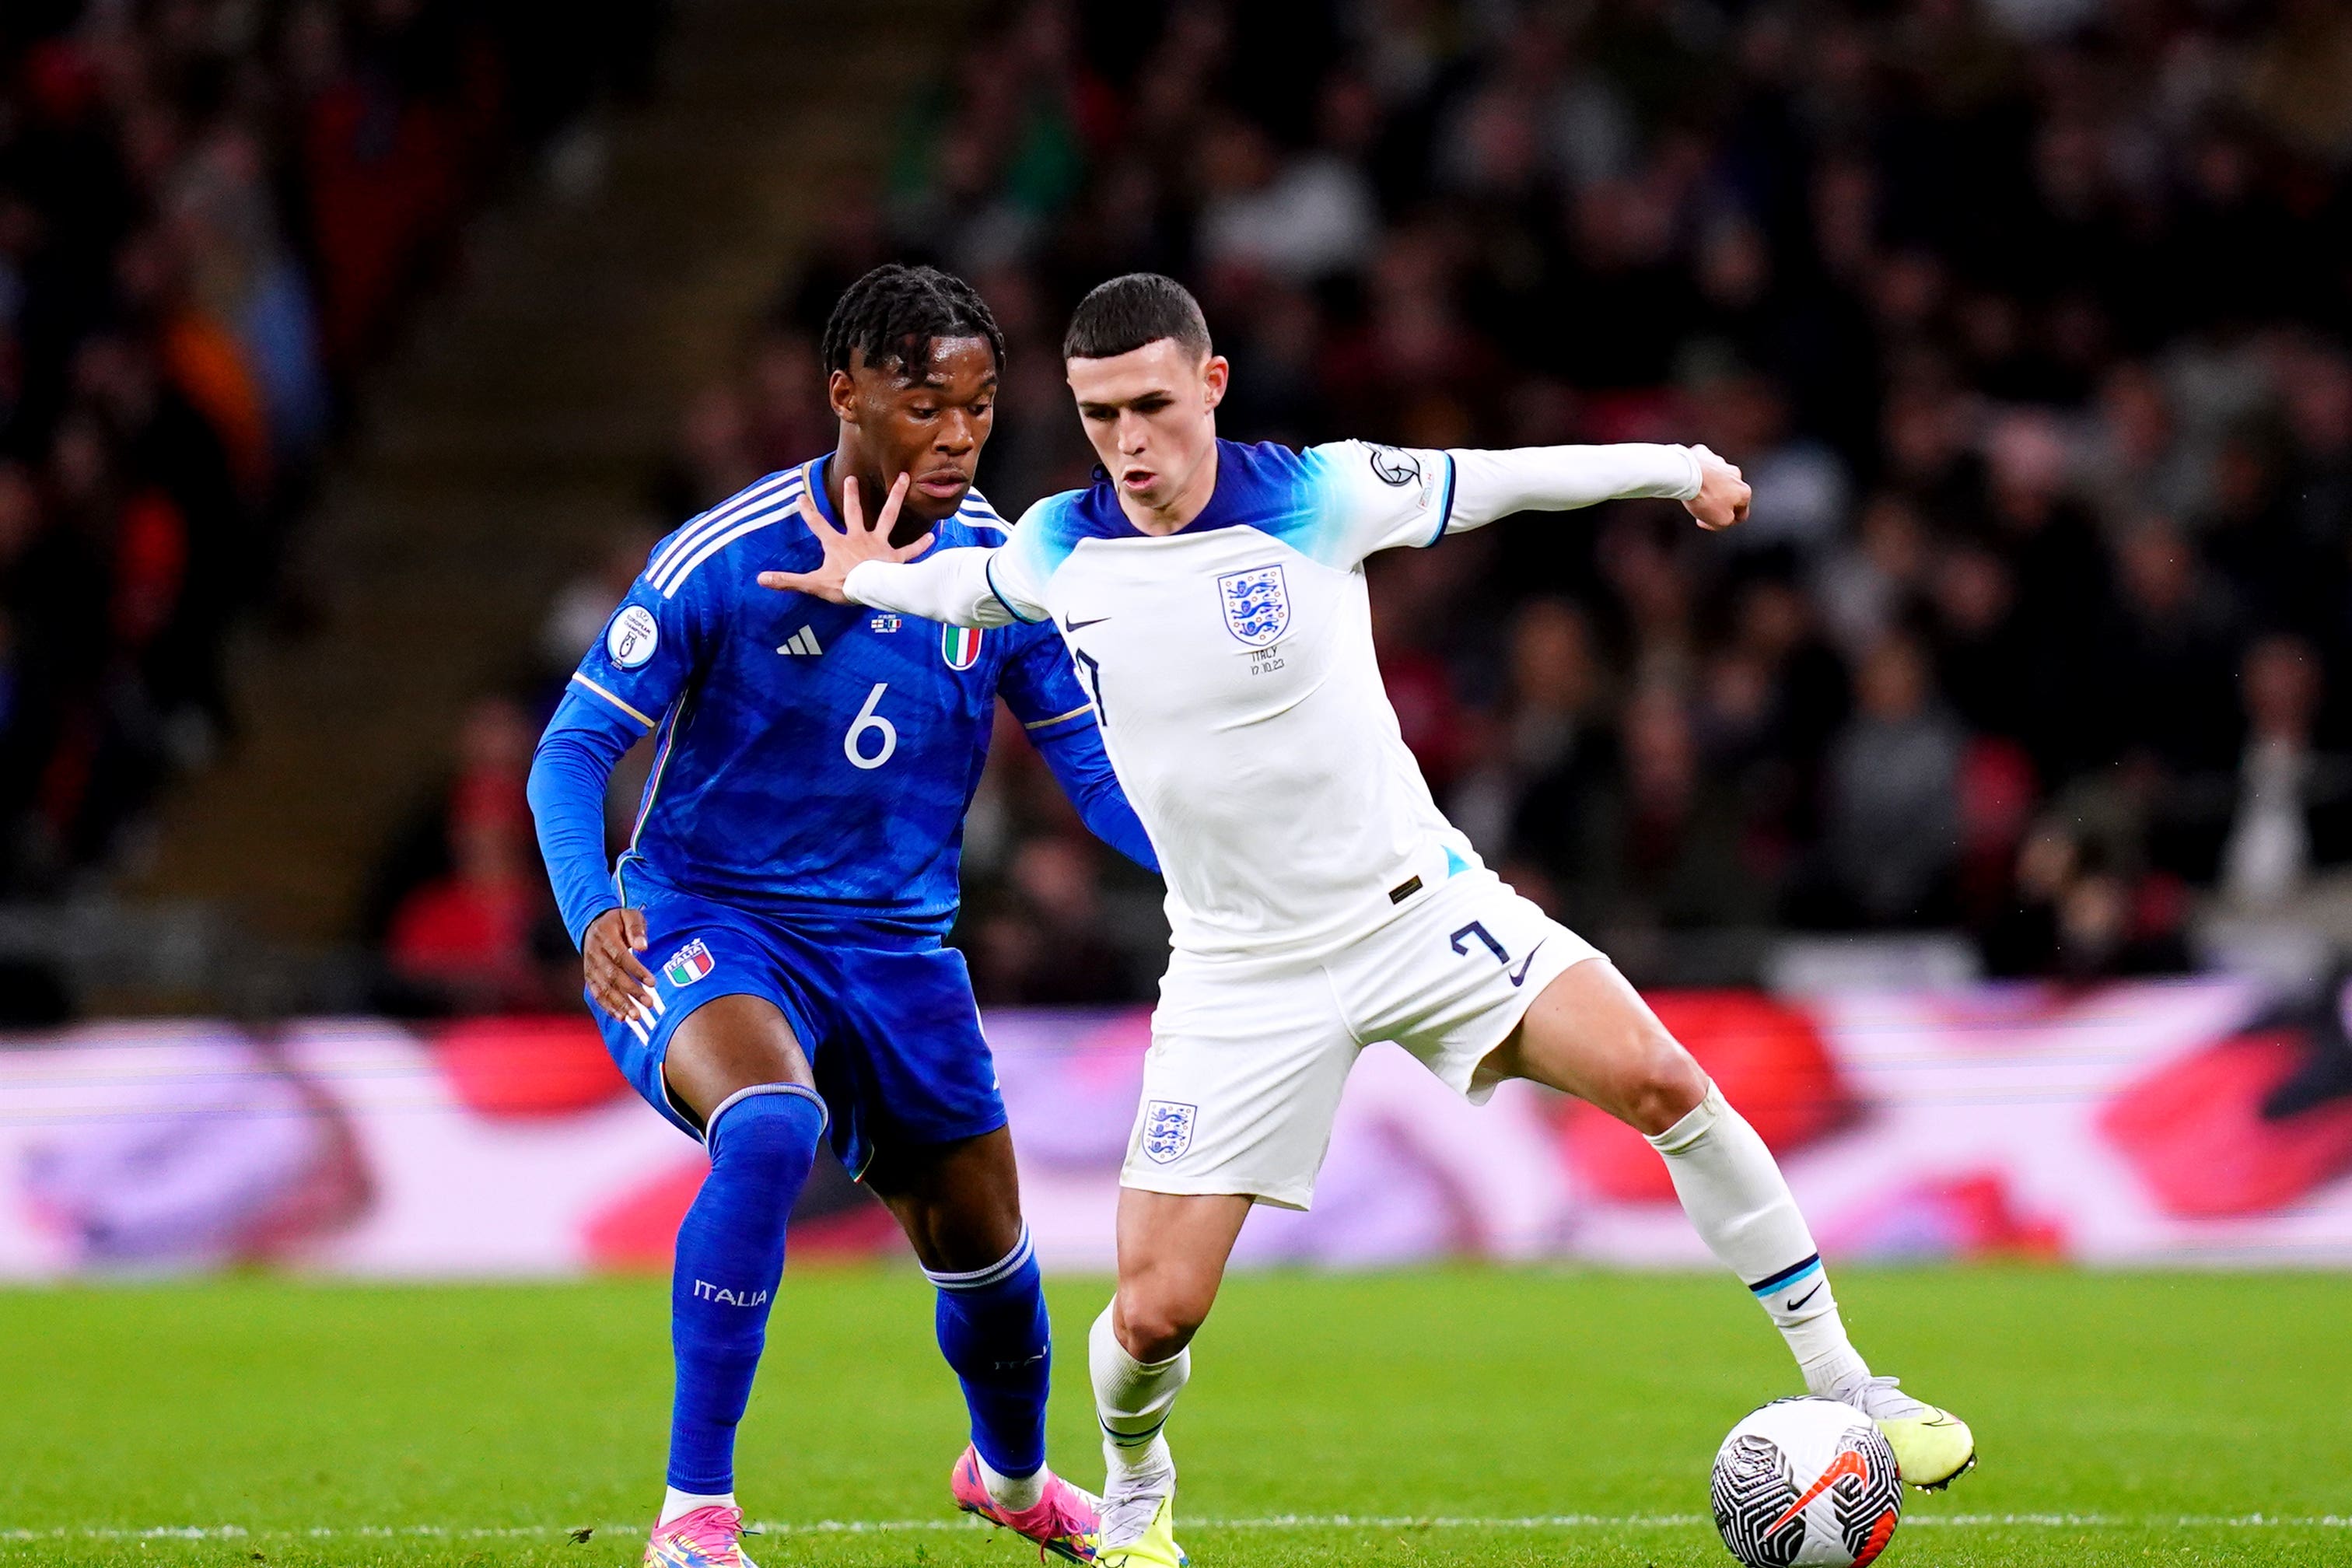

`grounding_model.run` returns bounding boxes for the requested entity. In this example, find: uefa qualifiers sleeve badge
[606,604,660,668]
